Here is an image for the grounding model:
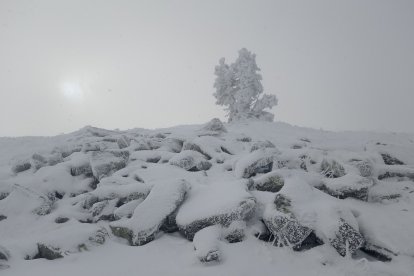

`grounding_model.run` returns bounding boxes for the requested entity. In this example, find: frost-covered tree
[213,48,278,122]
